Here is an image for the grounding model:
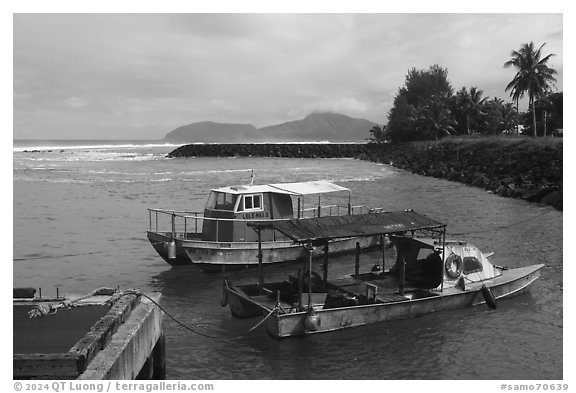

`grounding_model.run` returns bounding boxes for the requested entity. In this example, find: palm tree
[500,102,519,134]
[413,97,457,140]
[455,87,487,135]
[536,90,553,137]
[368,124,387,144]
[504,42,557,137]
